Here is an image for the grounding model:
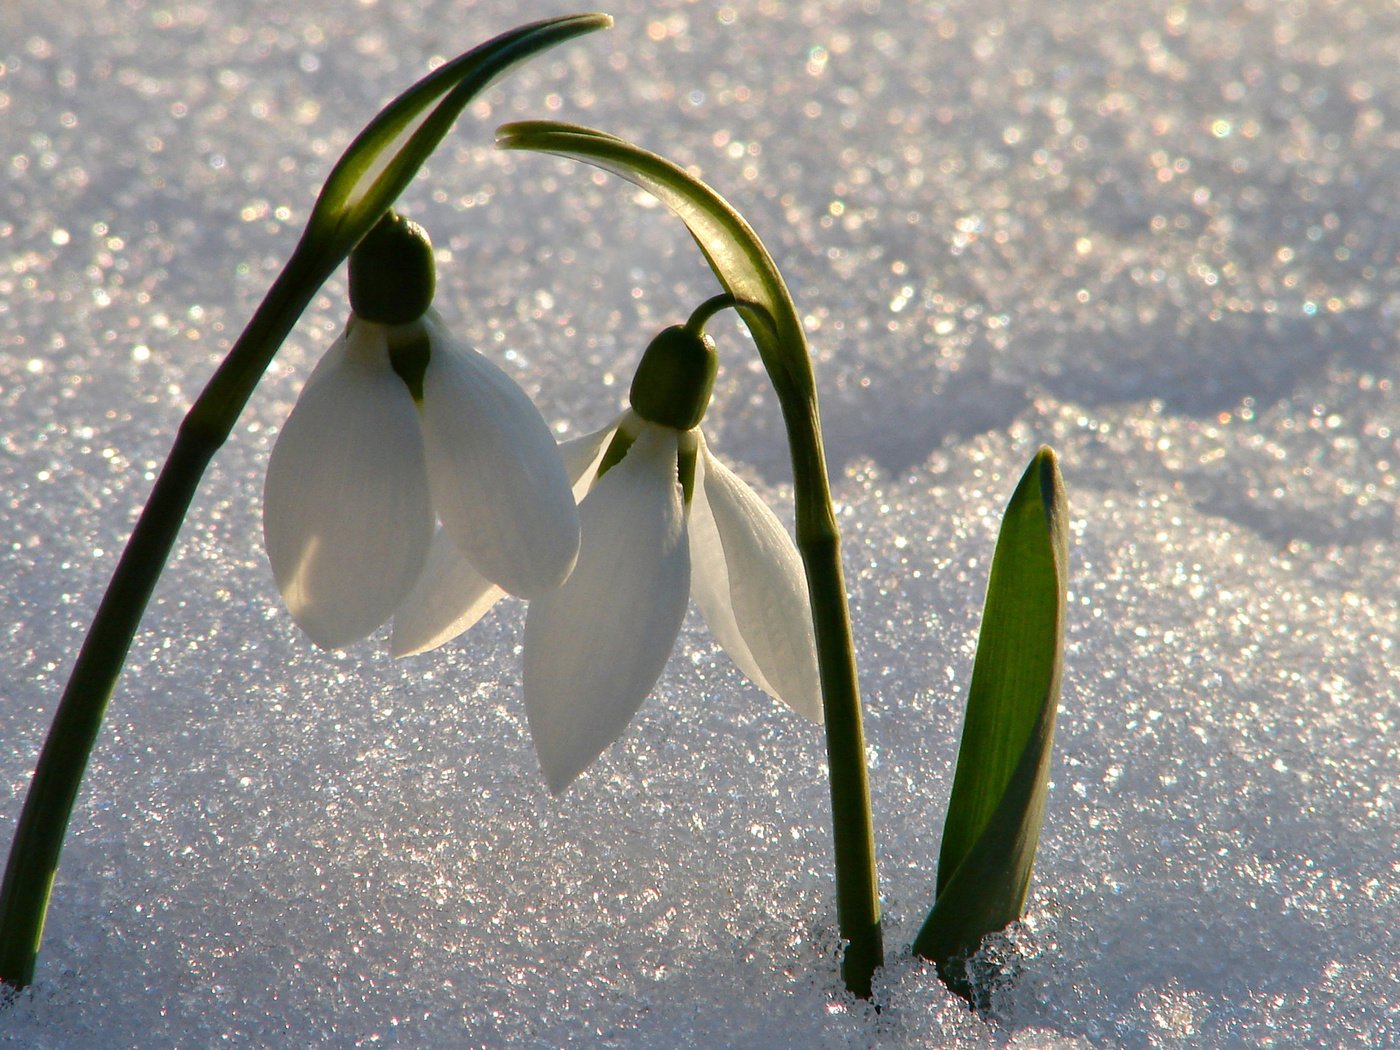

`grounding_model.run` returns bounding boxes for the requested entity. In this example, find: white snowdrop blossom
[390,314,822,790]
[263,214,580,649]
[522,407,823,791]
